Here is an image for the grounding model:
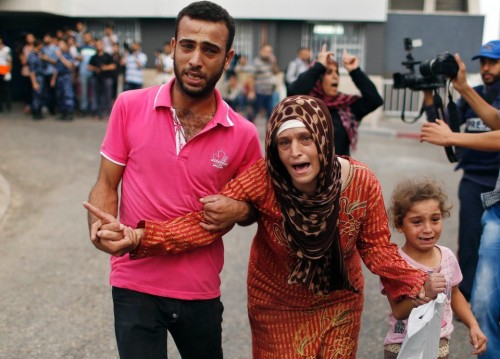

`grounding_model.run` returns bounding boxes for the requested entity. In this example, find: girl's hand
[469,325,487,355]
